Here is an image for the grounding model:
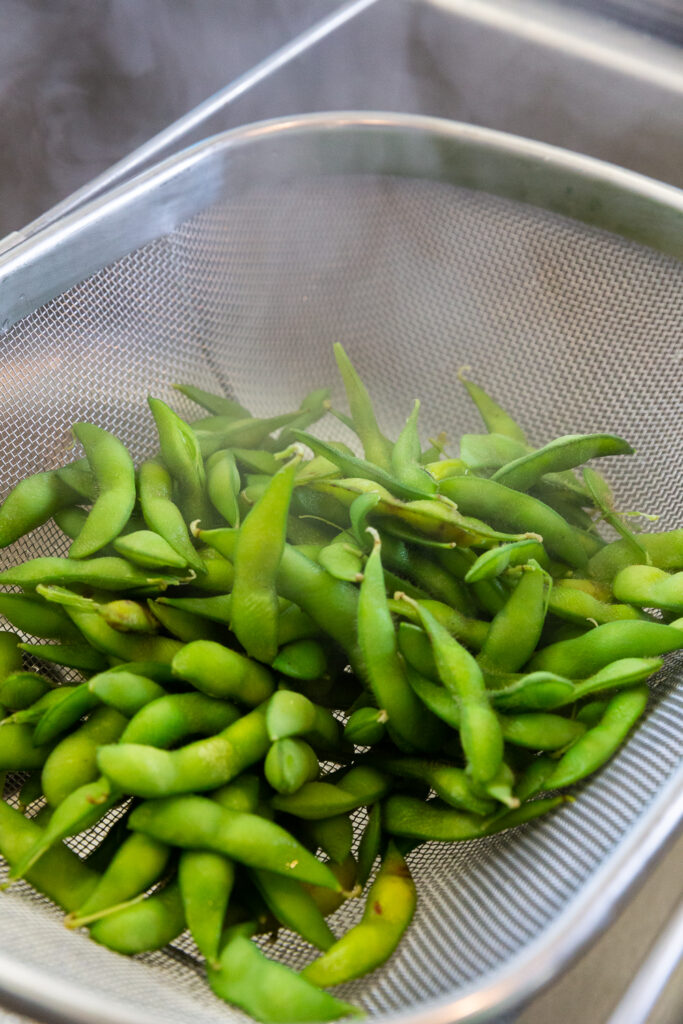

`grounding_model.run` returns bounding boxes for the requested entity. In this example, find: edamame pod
[129,795,341,889]
[69,423,136,559]
[492,433,633,491]
[171,640,274,706]
[302,843,416,986]
[208,926,360,1022]
[179,849,235,966]
[89,879,186,955]
[528,621,683,676]
[0,469,78,548]
[613,565,683,613]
